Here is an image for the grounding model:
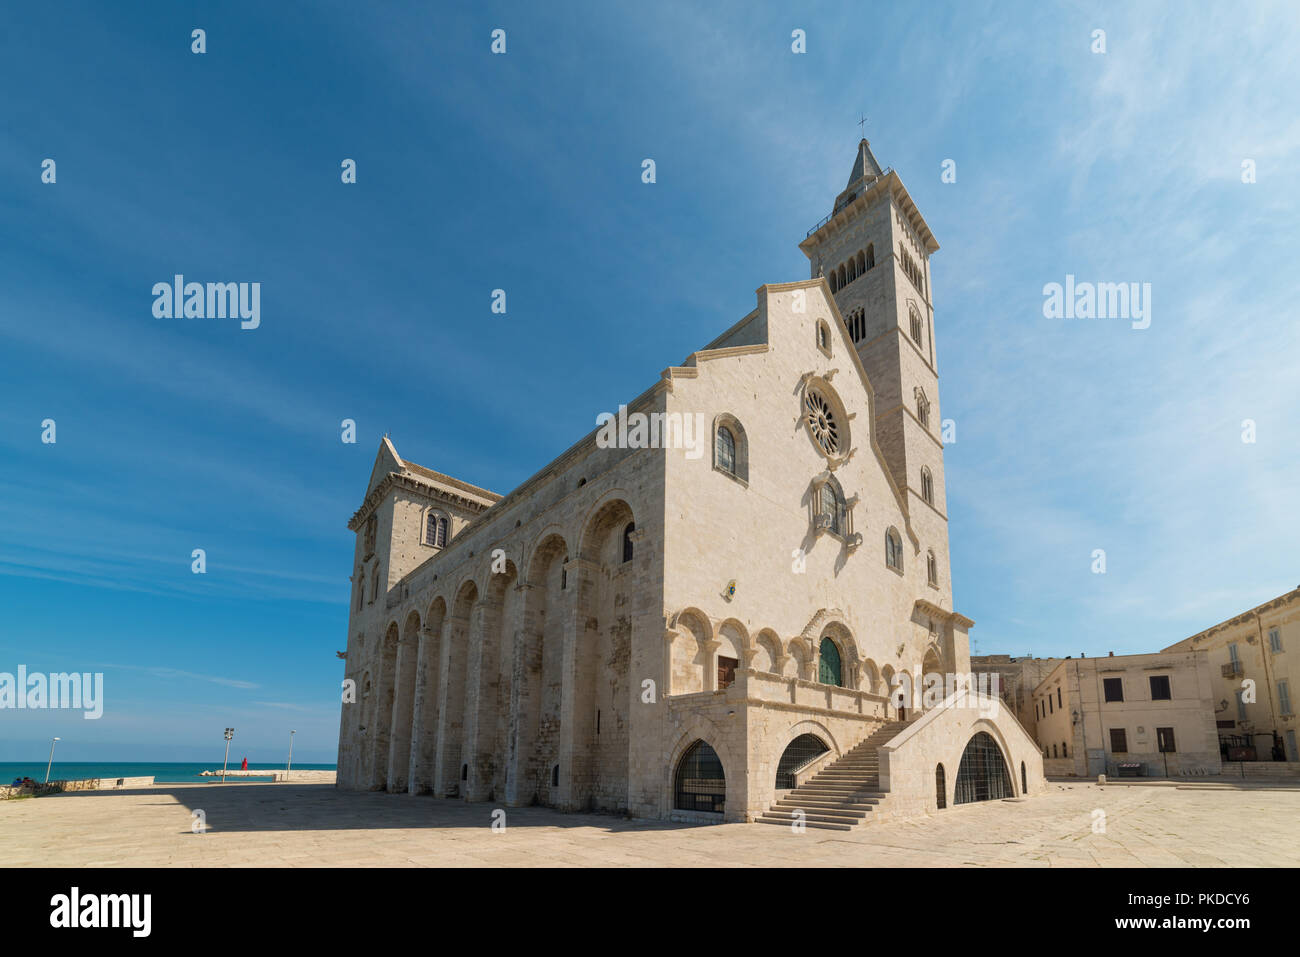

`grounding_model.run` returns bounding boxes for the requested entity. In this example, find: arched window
[920,466,934,505]
[371,564,381,603]
[916,391,930,428]
[885,527,903,571]
[847,259,857,282]
[856,251,866,275]
[1061,742,1068,758]
[816,319,831,353]
[716,425,736,475]
[1021,762,1027,794]
[927,550,938,586]
[935,763,947,809]
[954,732,1014,804]
[910,308,923,347]
[775,734,829,789]
[818,636,843,687]
[865,243,875,269]
[838,264,846,288]
[355,572,364,610]
[817,481,844,536]
[674,740,725,813]
[622,522,635,563]
[1051,744,1057,758]
[829,271,839,293]
[713,416,748,482]
[424,511,448,548]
